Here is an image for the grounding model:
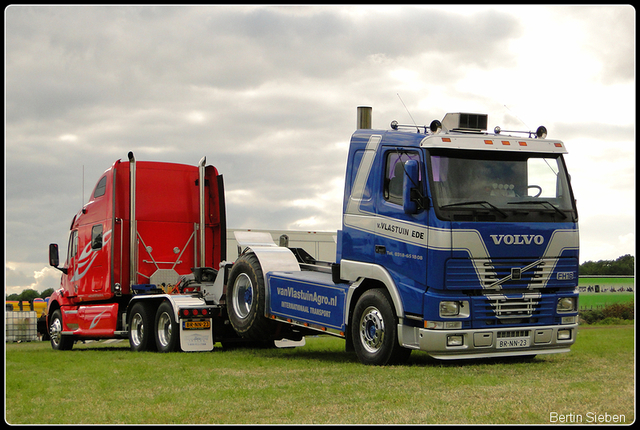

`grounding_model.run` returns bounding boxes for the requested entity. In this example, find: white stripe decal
[346,135,381,215]
[540,229,580,288]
